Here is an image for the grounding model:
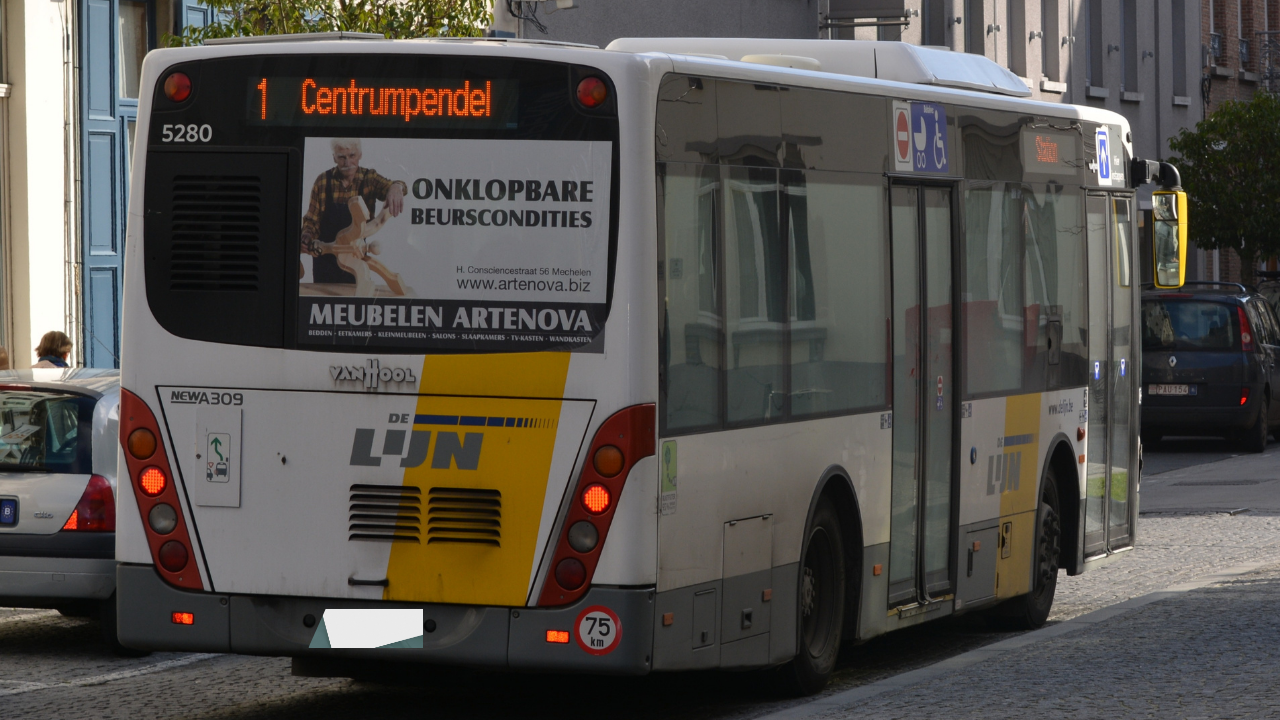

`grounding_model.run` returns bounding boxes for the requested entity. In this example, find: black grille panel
[168,175,262,291]
[348,484,421,543]
[427,487,501,546]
